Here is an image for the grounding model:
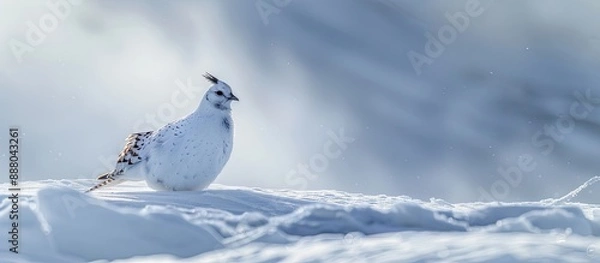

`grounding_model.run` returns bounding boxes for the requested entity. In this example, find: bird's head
[202,72,239,111]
